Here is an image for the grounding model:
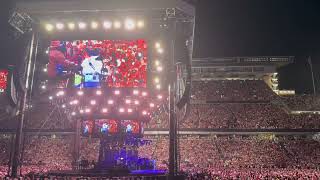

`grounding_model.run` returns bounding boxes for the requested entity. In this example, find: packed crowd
[283,95,320,111]
[146,103,320,129]
[0,135,319,178]
[191,80,277,102]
